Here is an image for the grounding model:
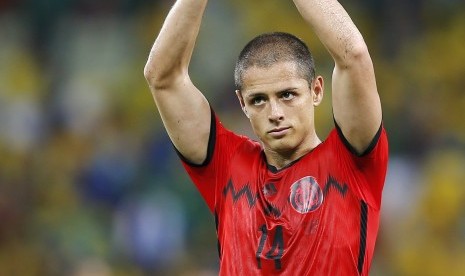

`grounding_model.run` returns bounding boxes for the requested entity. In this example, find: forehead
[241,61,308,94]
